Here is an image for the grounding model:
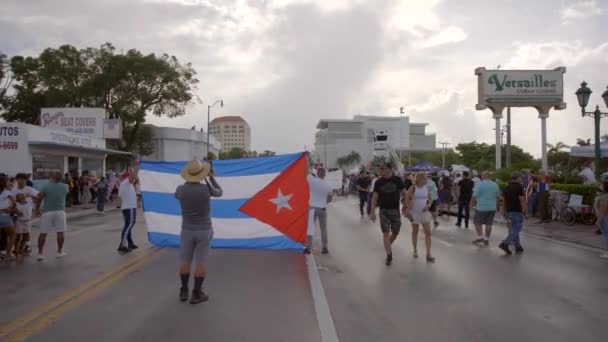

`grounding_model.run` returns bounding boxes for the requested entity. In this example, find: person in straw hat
[175,160,223,304]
